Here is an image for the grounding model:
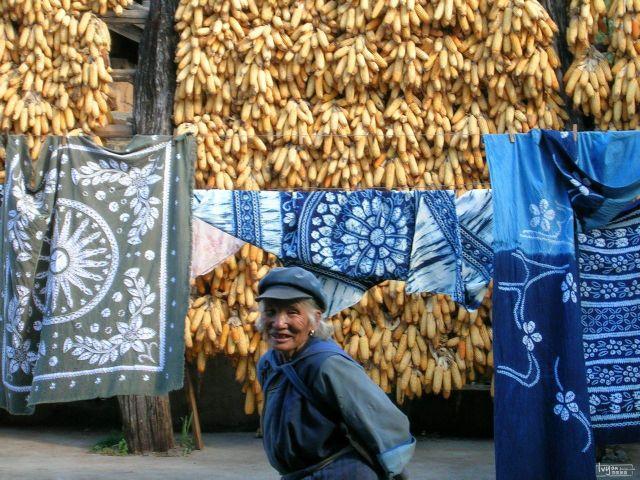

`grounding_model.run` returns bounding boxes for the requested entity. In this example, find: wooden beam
[101,4,148,25]
[111,68,136,83]
[108,24,143,43]
[461,384,491,391]
[94,123,133,138]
